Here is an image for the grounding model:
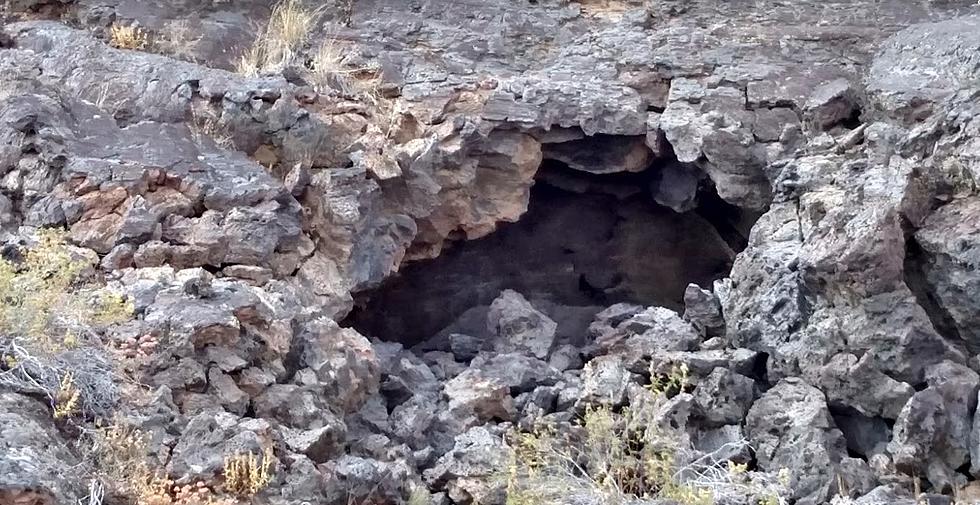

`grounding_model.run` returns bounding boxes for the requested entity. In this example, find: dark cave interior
[344,157,758,347]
